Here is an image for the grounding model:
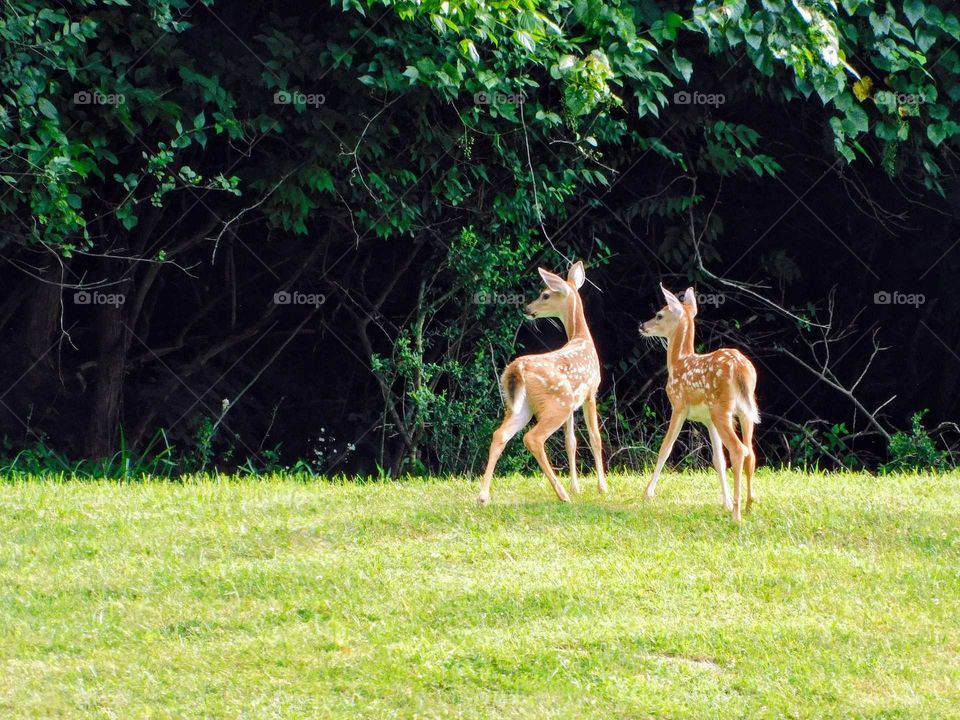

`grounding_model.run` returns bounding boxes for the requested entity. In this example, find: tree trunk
[12,264,66,420]
[84,277,133,458]
[25,296,58,360]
